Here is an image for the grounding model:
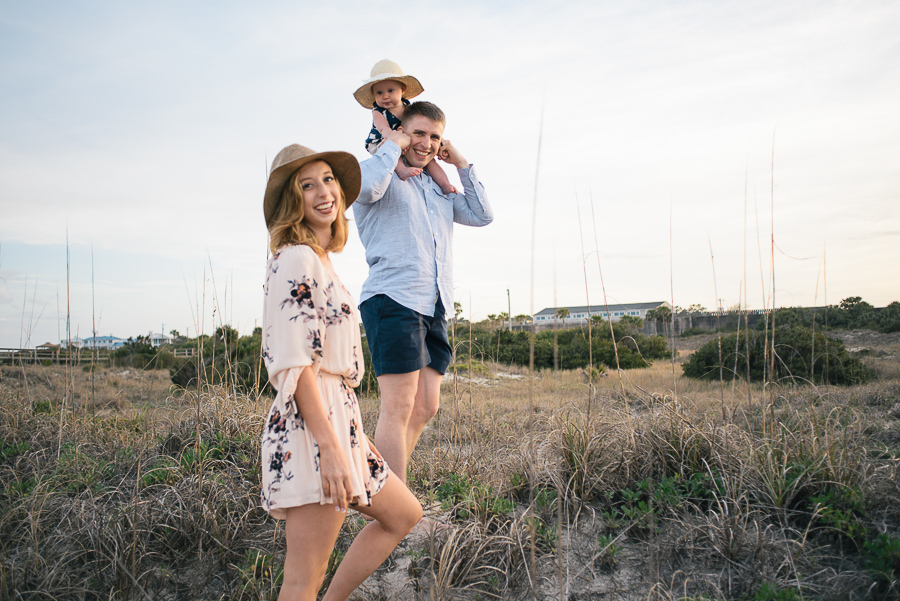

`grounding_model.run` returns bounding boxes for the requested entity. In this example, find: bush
[452,322,670,371]
[682,325,873,386]
[876,301,900,333]
[111,340,176,369]
[168,329,269,395]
